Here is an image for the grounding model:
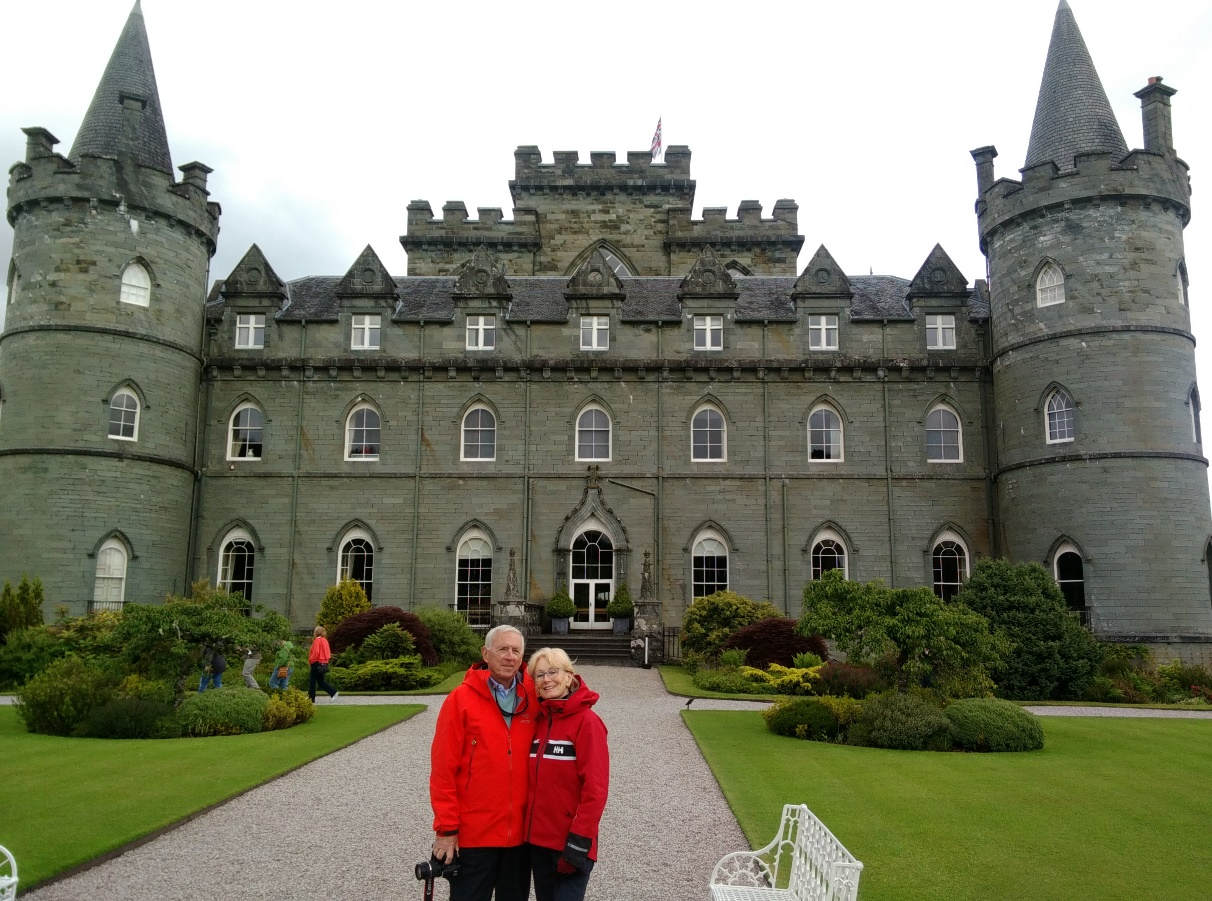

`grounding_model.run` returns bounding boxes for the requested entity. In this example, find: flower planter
[612,617,630,635]
[551,617,570,635]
